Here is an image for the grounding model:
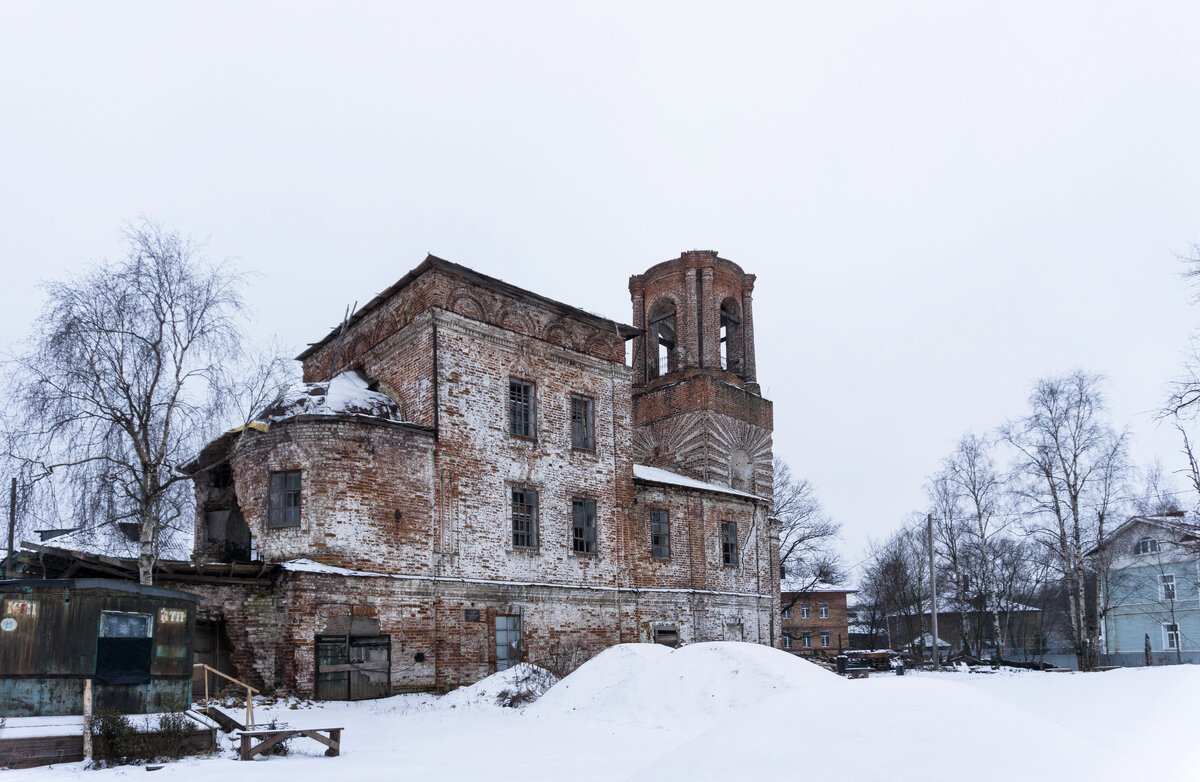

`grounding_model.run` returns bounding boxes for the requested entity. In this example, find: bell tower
[629,251,773,497]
